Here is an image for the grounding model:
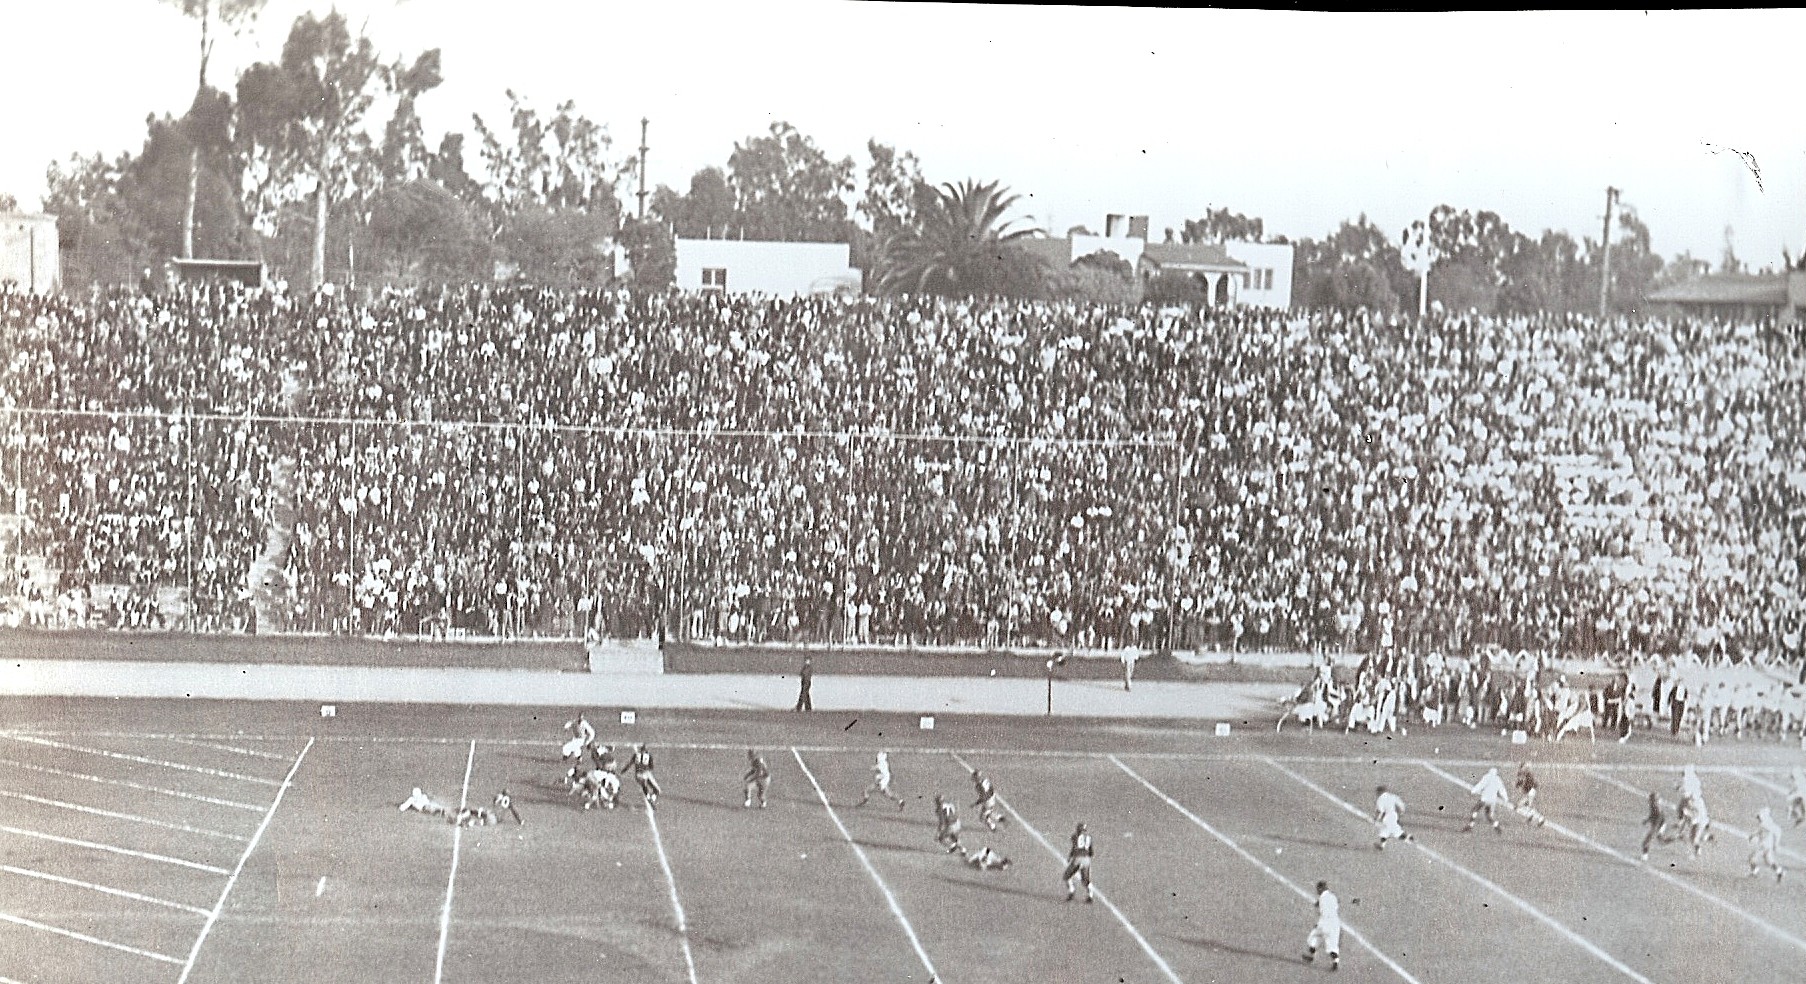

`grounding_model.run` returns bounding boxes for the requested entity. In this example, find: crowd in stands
[1,280,1801,673]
